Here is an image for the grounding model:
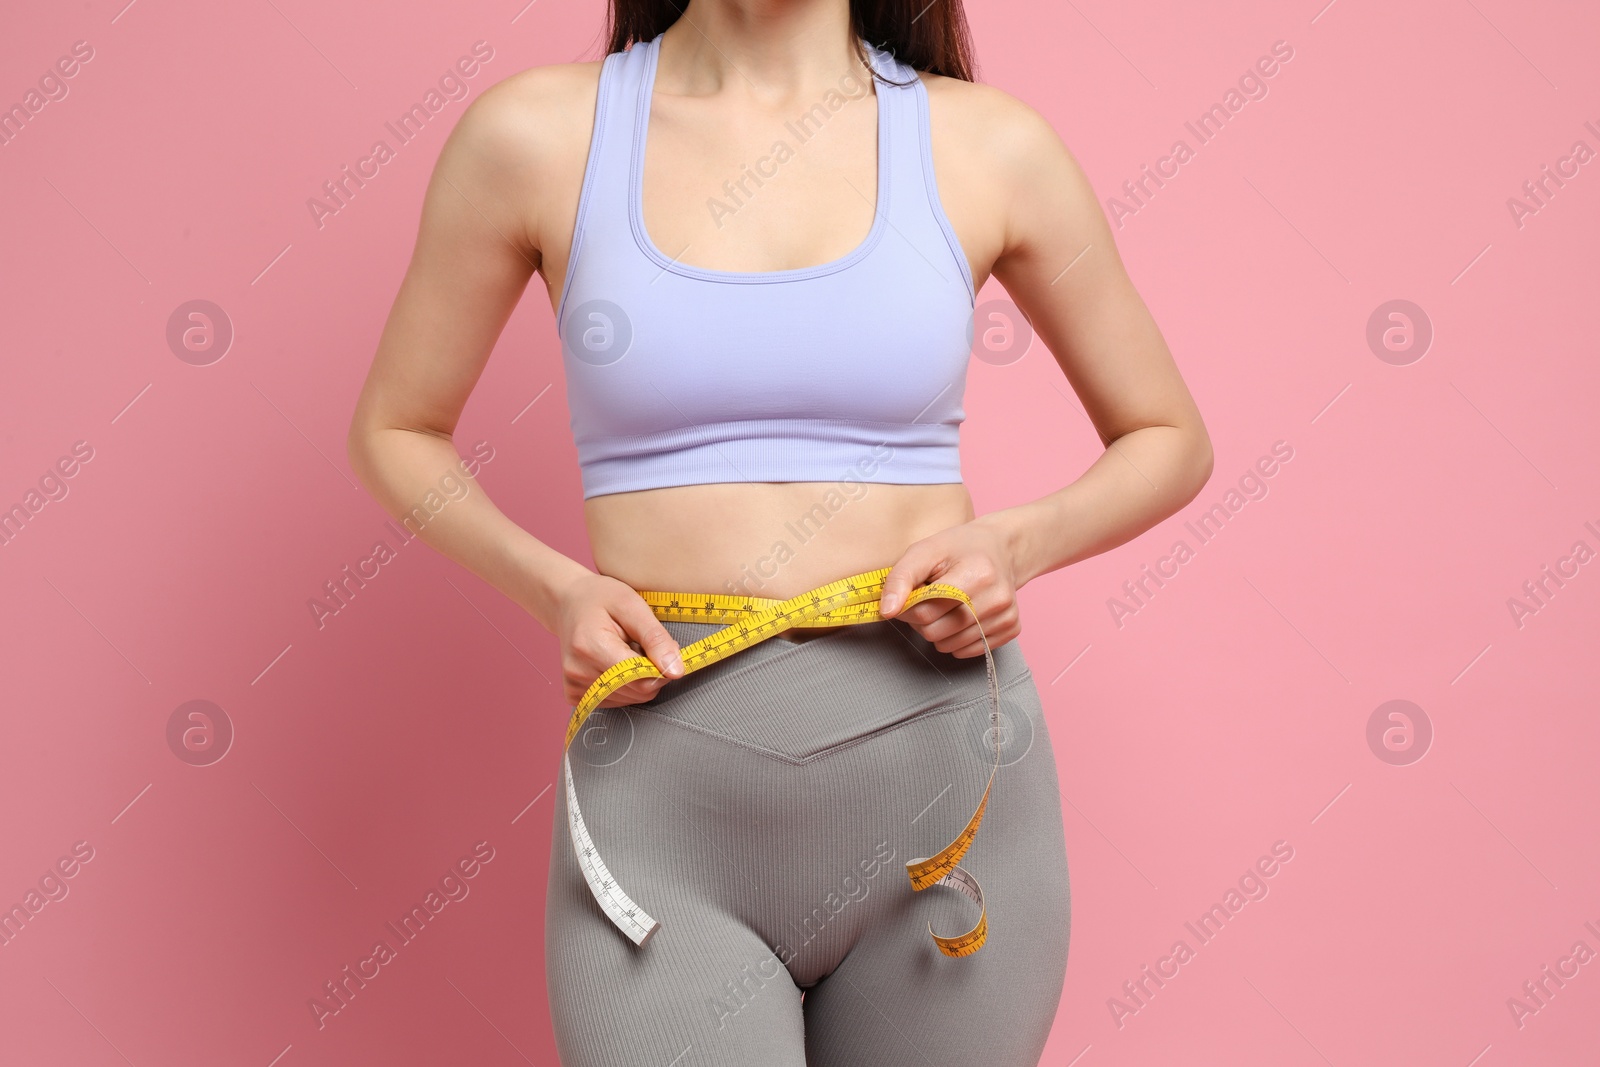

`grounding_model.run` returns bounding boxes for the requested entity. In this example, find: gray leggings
[545,617,1071,1066]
